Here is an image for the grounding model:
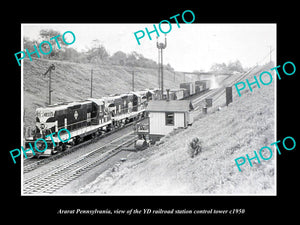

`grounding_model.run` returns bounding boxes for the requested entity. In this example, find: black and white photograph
[21,23,277,195]
[4,5,298,220]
